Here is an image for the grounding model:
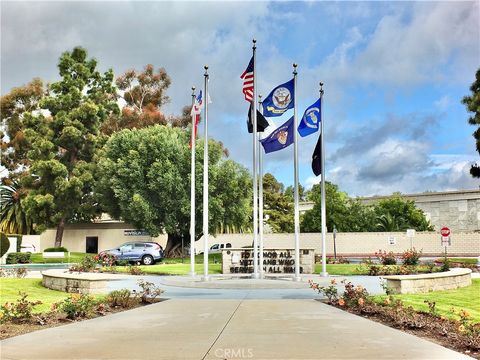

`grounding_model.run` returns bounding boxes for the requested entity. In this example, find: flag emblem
[304,108,319,127]
[272,87,292,109]
[240,56,254,103]
[277,130,288,145]
[298,99,321,137]
[262,79,295,117]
